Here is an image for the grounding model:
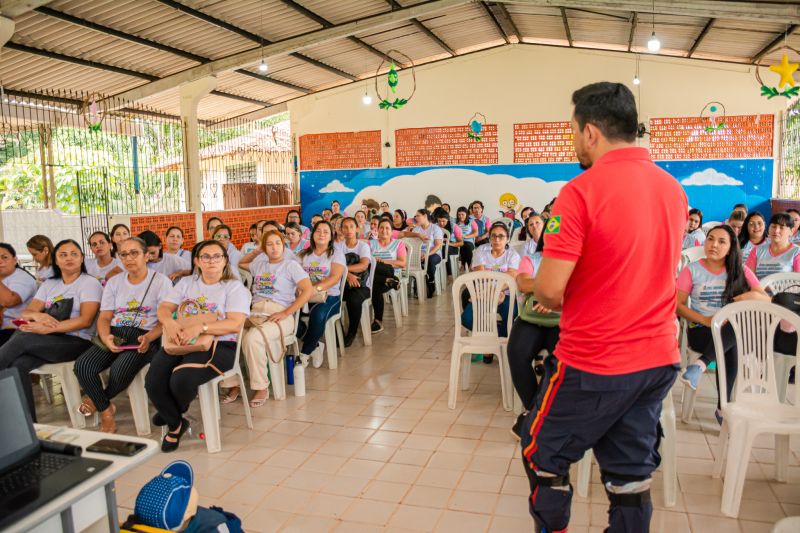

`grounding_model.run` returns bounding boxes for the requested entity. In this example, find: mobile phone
[116,345,140,350]
[86,438,146,457]
[11,319,29,327]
